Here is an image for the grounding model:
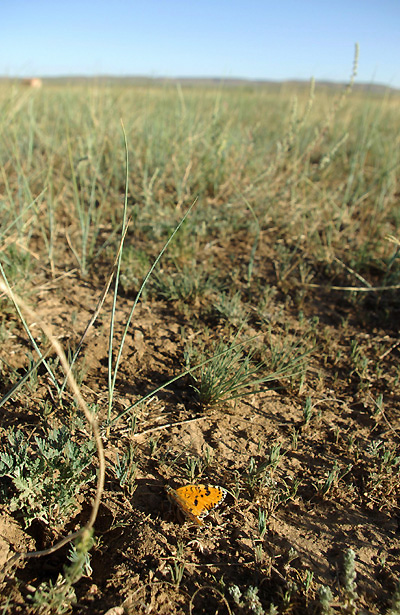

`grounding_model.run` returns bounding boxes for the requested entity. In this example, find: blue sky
[2,0,400,87]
